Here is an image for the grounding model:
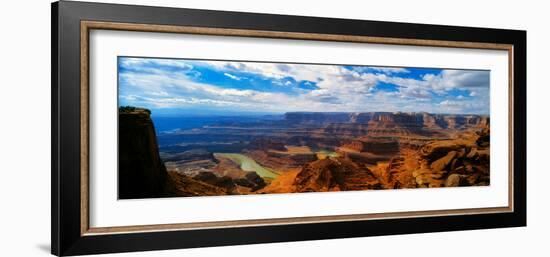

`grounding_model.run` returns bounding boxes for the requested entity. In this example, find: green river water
[215,149,338,179]
[214,153,279,179]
